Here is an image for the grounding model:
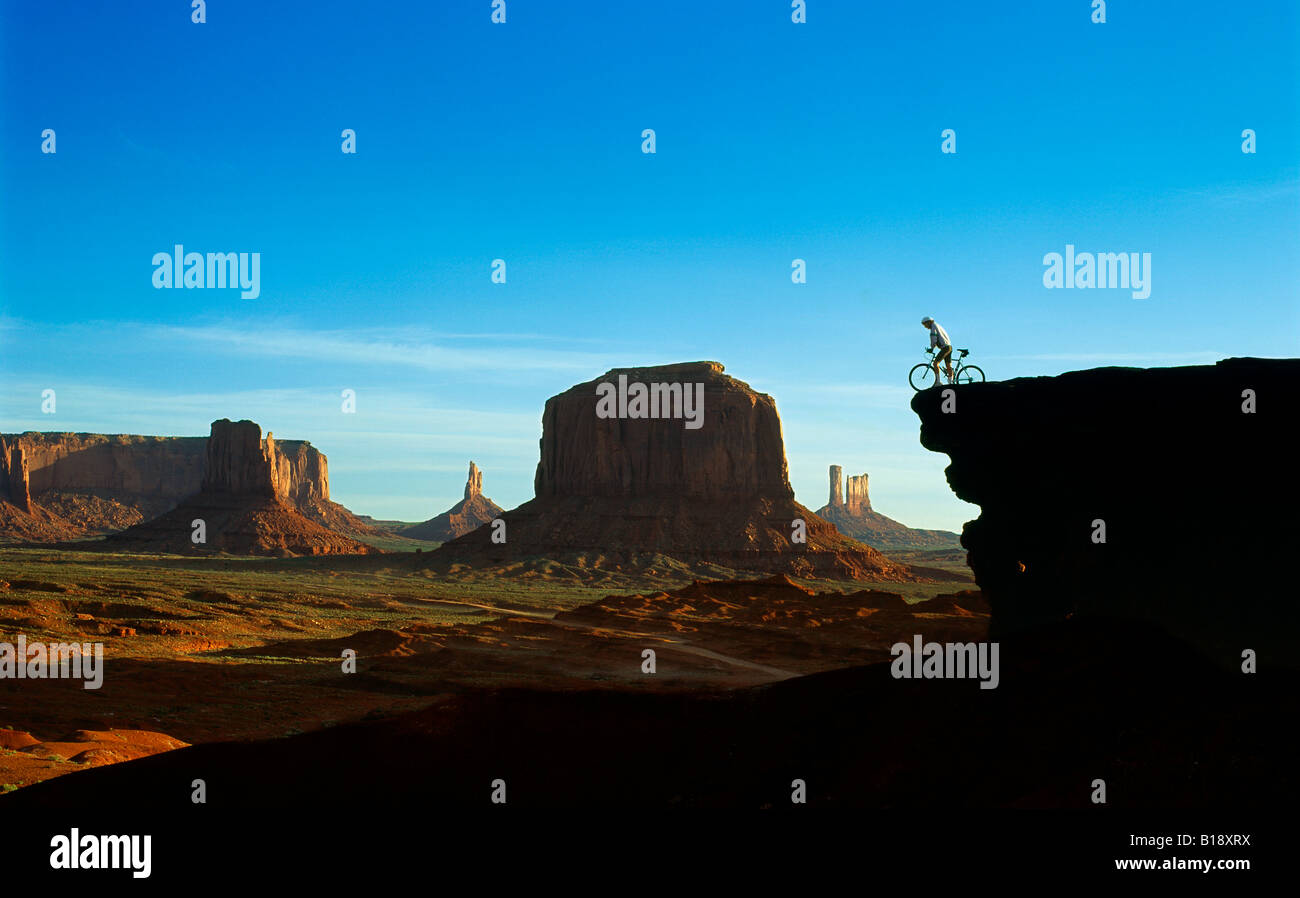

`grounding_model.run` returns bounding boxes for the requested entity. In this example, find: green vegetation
[355,534,442,553]
[0,546,973,666]
[0,547,643,666]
